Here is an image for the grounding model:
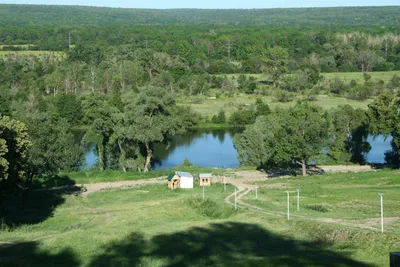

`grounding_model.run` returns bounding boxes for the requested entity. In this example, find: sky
[0,0,398,9]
